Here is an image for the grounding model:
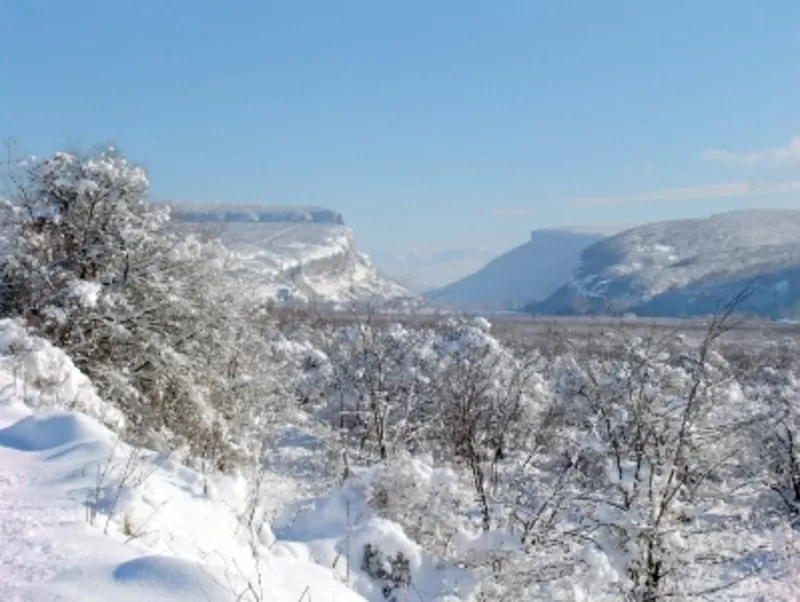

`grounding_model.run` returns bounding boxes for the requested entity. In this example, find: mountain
[368,248,500,292]
[426,230,604,310]
[535,209,800,319]
[168,203,417,309]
